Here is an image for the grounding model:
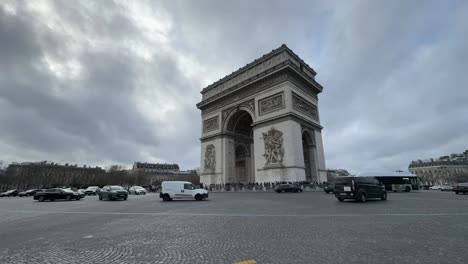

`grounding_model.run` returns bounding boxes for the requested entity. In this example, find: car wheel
[455,191,459,194]
[325,190,330,194]
[381,191,387,201]
[162,194,171,201]
[99,195,103,200]
[195,194,203,201]
[123,196,128,200]
[337,198,344,202]
[65,195,72,201]
[405,186,411,192]
[38,196,45,202]
[75,196,81,201]
[358,192,366,203]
